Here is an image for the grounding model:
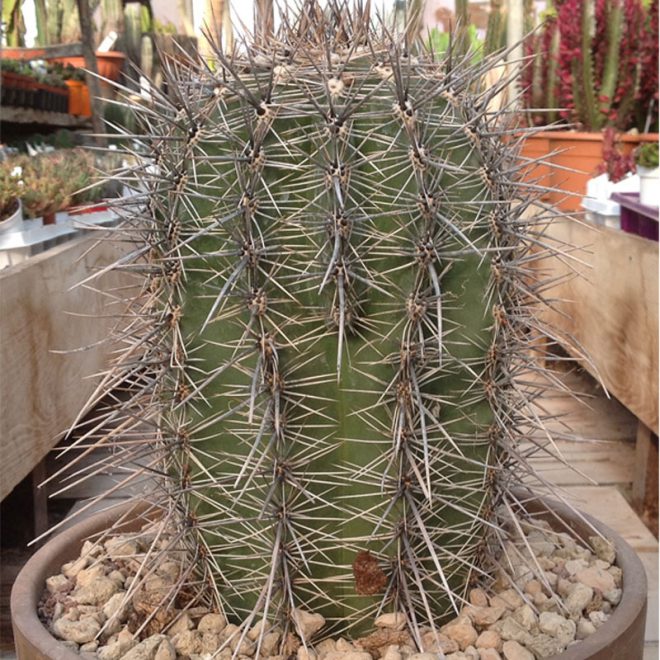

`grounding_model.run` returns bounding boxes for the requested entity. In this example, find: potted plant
[9,4,650,659]
[18,149,91,224]
[52,51,126,83]
[520,0,659,212]
[1,58,39,109]
[57,63,90,116]
[636,142,660,206]
[0,161,24,233]
[37,68,69,113]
